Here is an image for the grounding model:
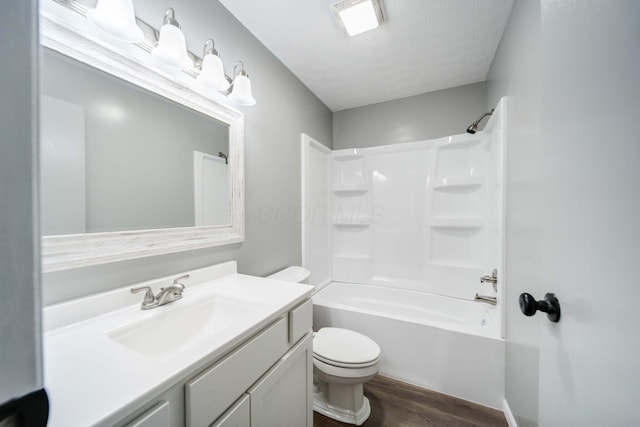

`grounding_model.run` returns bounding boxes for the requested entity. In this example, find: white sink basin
[106,297,254,358]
